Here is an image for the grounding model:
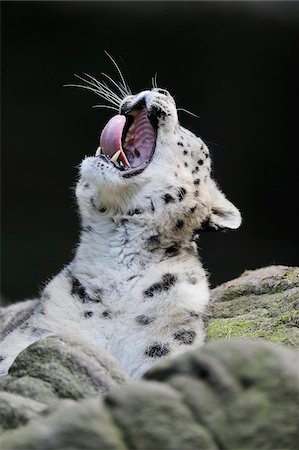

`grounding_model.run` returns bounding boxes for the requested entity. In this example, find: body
[0,86,241,379]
